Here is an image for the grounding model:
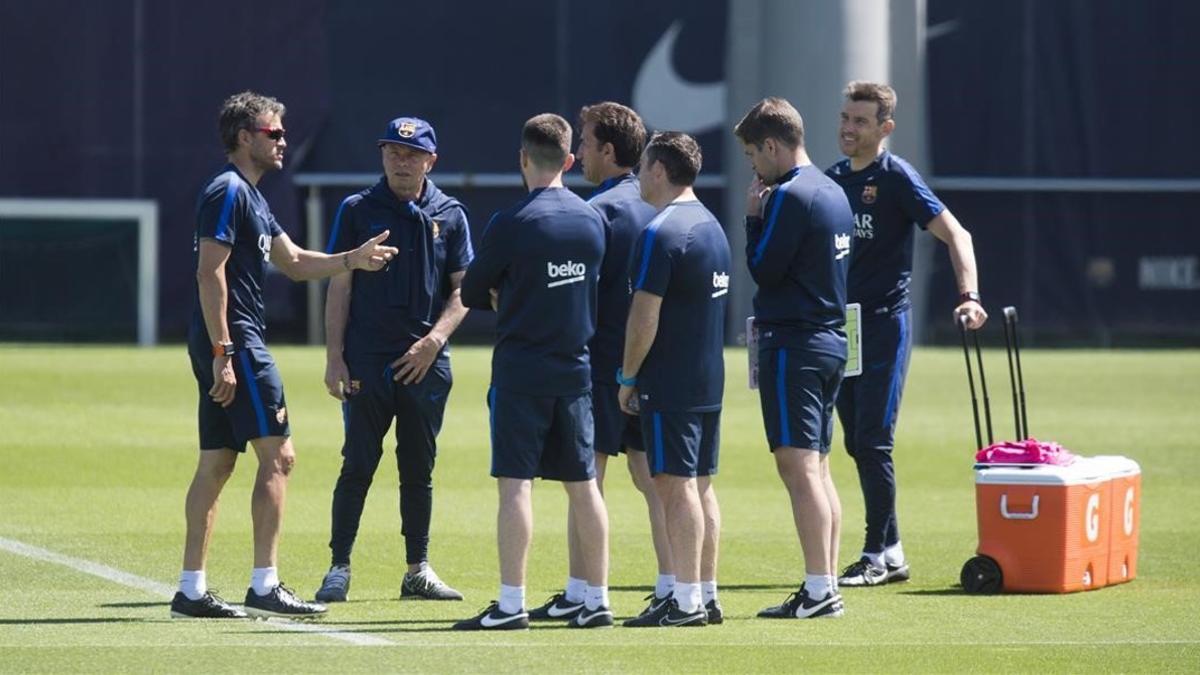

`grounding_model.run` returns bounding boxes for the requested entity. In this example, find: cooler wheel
[961,555,1003,594]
